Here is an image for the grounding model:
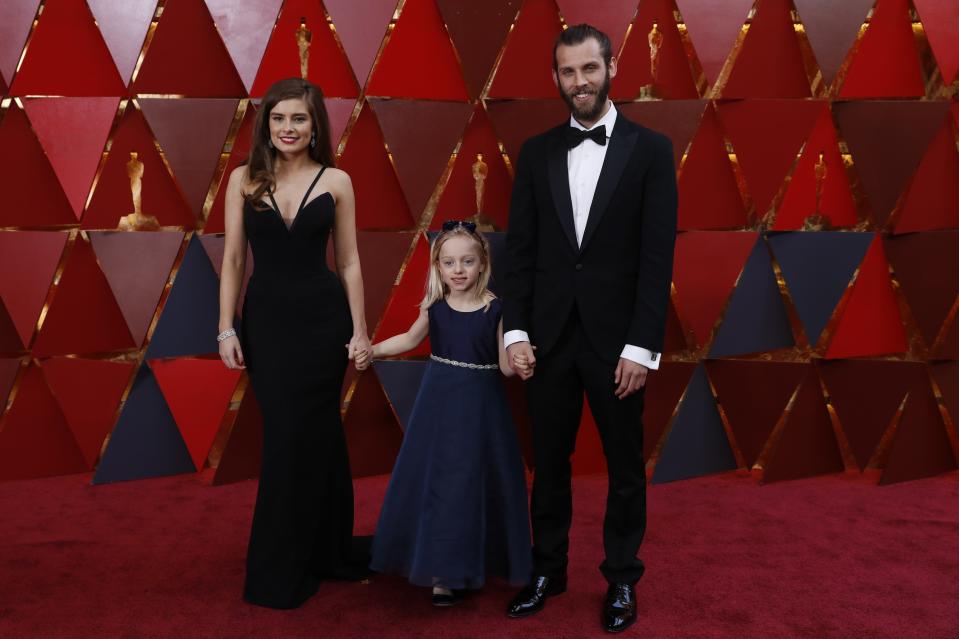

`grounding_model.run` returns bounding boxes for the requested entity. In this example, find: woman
[217,78,371,609]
